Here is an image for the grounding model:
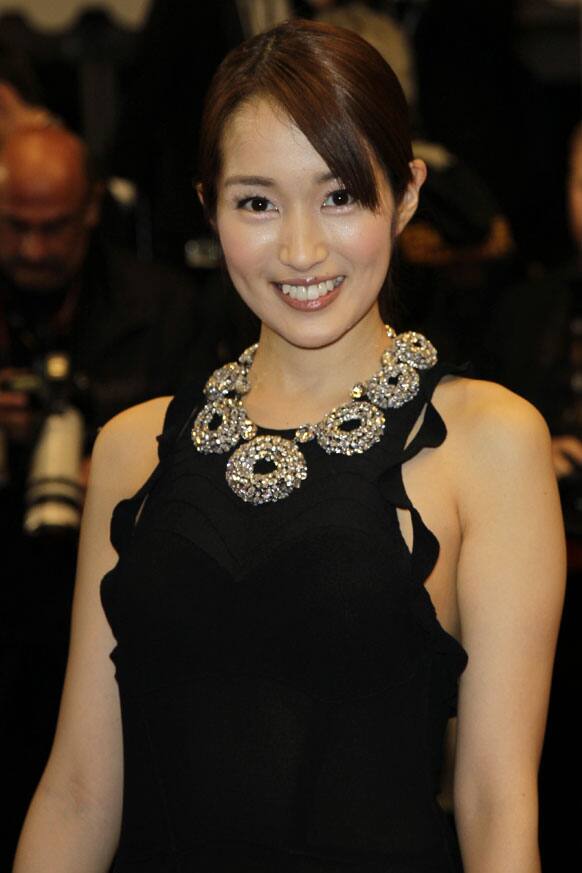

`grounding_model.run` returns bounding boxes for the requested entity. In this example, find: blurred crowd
[0,1,580,870]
